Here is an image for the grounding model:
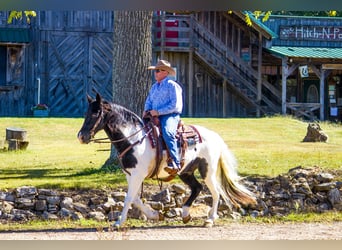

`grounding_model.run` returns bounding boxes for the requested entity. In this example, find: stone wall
[0,166,341,223]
